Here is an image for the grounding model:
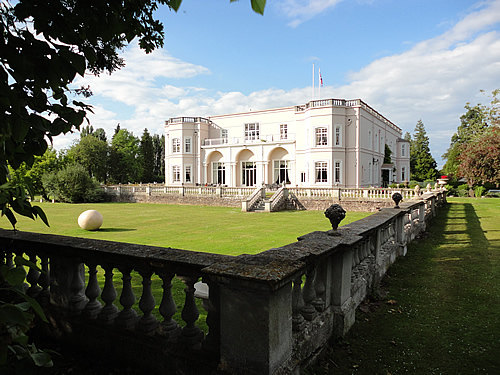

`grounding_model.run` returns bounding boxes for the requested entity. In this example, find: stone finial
[426,183,432,192]
[392,192,403,208]
[414,184,421,196]
[324,204,346,236]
